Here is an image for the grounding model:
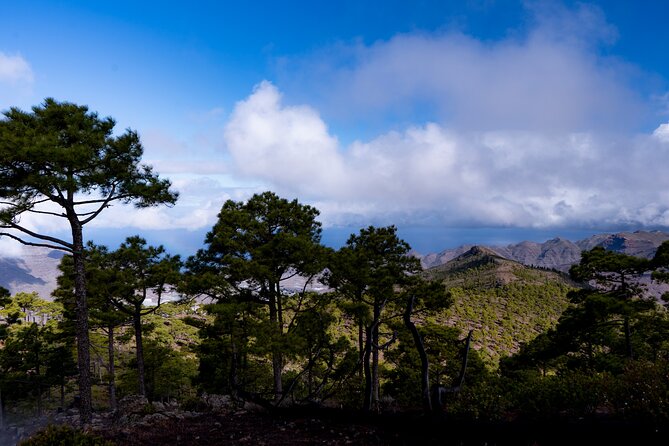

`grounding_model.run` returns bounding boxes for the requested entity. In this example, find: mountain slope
[0,247,63,298]
[426,246,578,365]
